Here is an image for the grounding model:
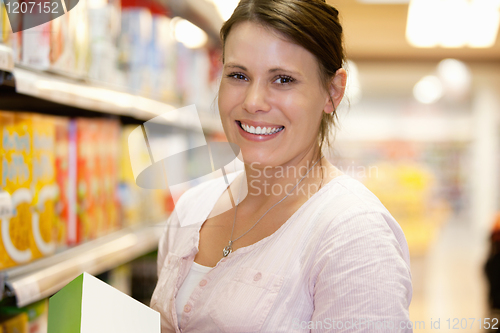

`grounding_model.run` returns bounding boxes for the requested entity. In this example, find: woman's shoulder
[322,173,392,219]
[318,174,410,262]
